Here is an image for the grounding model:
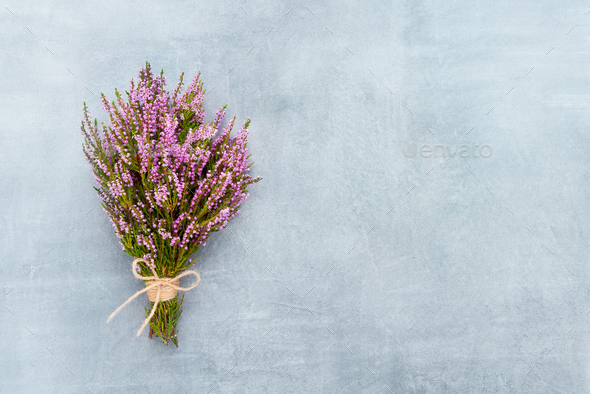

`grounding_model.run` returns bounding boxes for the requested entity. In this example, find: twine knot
[107,258,200,337]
